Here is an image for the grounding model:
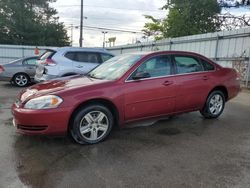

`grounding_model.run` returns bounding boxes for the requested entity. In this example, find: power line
[66,25,143,34]
[53,4,165,13]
